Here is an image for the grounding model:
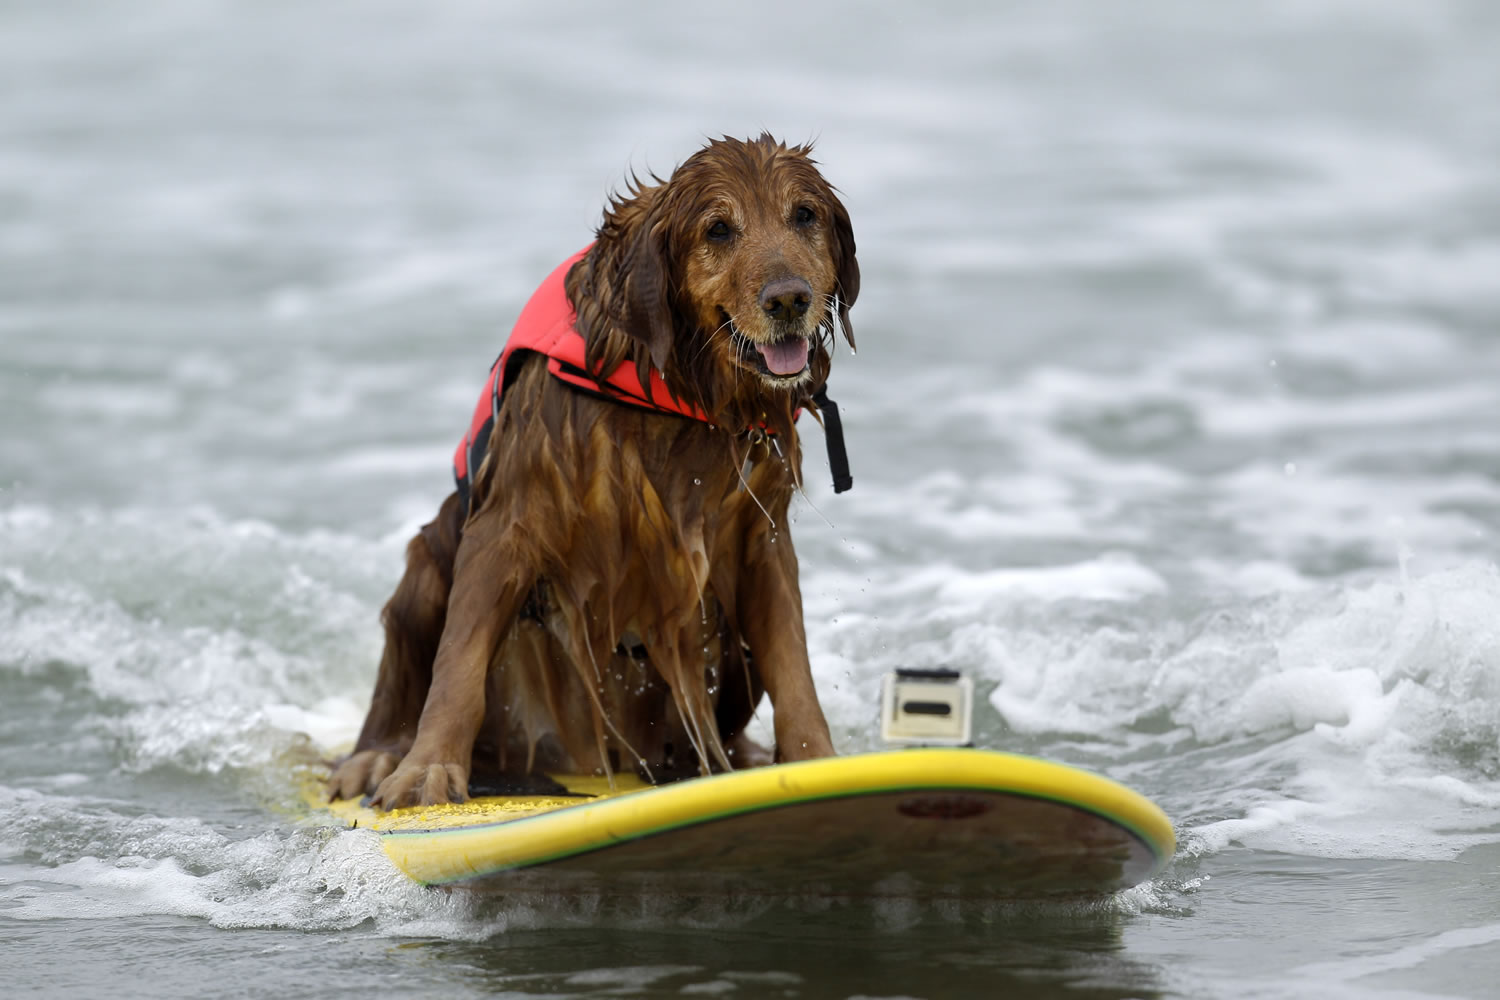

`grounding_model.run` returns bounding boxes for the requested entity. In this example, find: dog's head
[576,135,859,405]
